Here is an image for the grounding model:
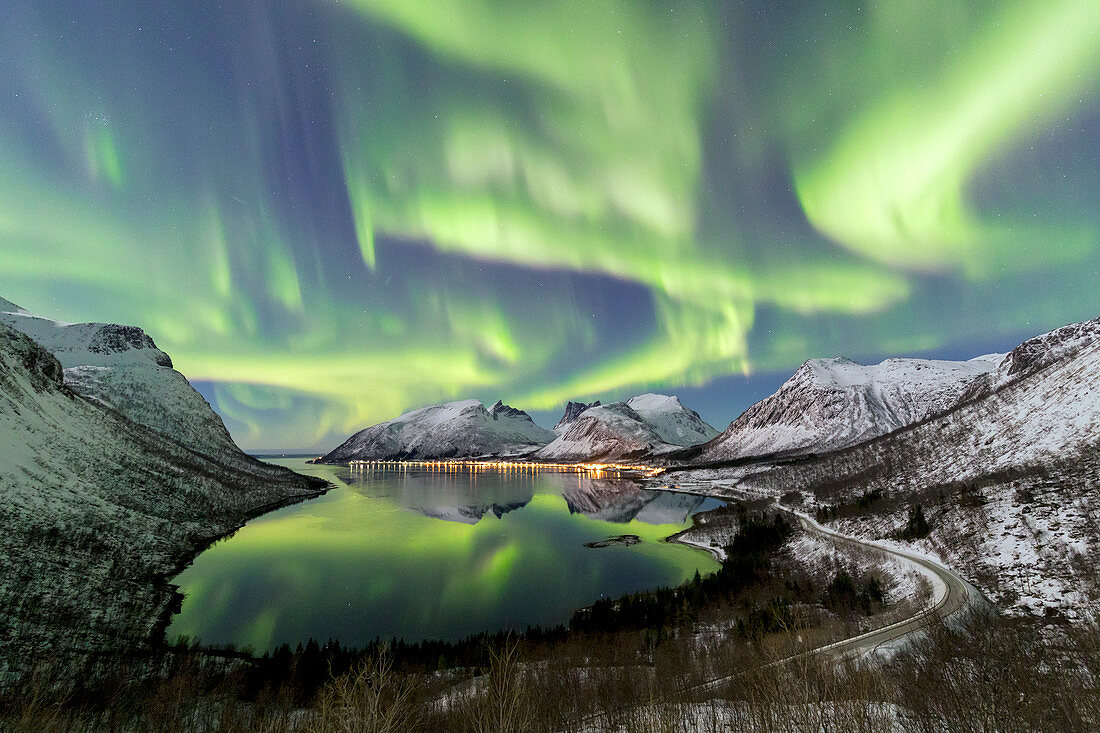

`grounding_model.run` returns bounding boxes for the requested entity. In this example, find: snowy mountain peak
[0,305,173,370]
[799,354,1002,390]
[692,352,1003,463]
[537,395,715,462]
[321,398,555,462]
[625,393,717,446]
